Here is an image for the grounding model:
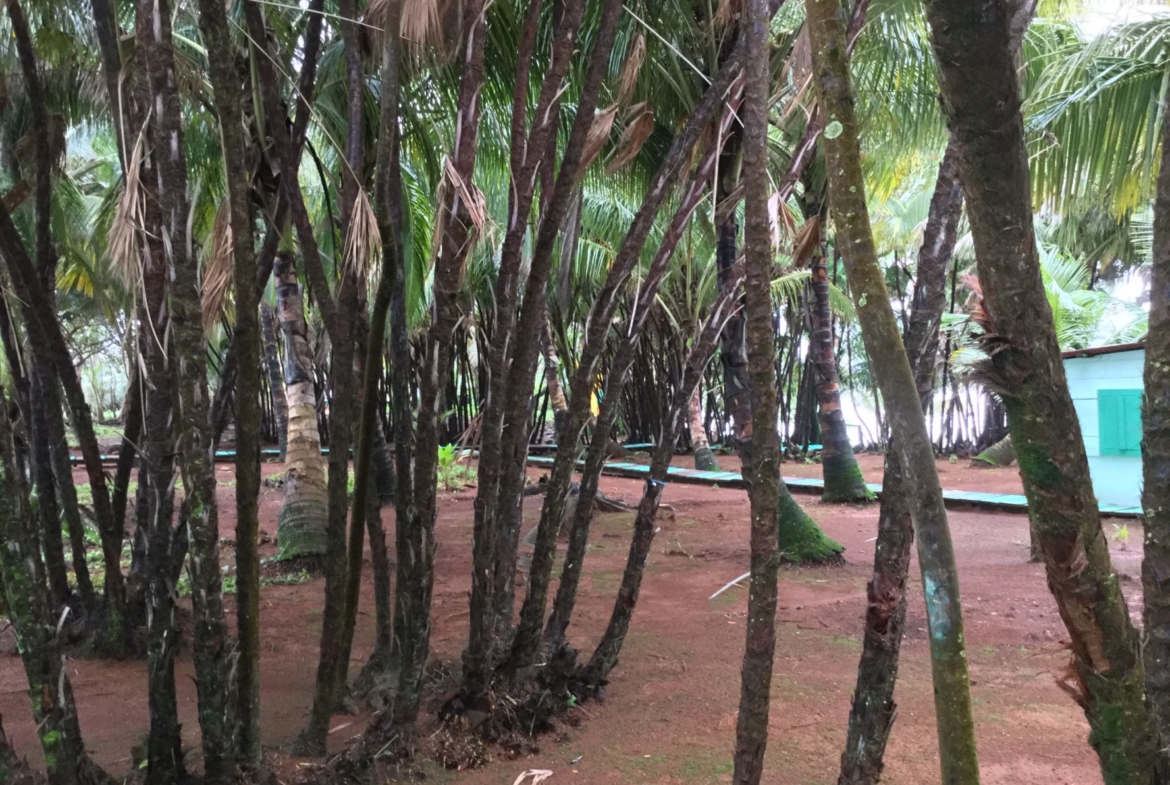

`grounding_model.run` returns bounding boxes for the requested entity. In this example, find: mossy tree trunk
[925,0,1159,781]
[489,0,604,660]
[197,0,262,764]
[0,391,113,785]
[810,245,870,502]
[138,0,234,776]
[731,3,785,779]
[273,252,329,561]
[808,0,980,781]
[464,0,570,694]
[838,139,963,785]
[1142,33,1170,767]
